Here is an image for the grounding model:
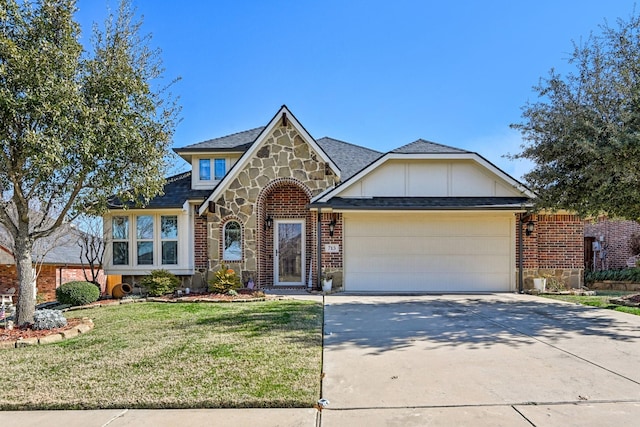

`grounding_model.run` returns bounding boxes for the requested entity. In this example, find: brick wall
[0,264,105,304]
[194,213,208,270]
[516,213,584,288]
[584,218,640,269]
